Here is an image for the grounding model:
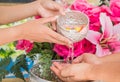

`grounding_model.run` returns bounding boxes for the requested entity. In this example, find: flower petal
[96,44,112,57]
[85,30,101,45]
[113,23,120,40]
[109,41,120,53]
[95,44,104,57]
[100,13,113,38]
